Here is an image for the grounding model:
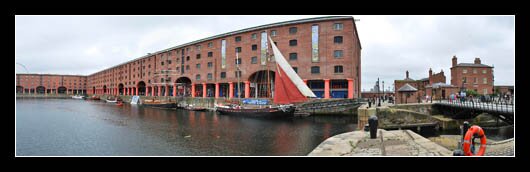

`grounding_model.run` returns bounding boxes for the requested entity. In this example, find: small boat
[143,99,177,109]
[106,99,118,103]
[72,95,84,99]
[116,101,123,106]
[184,105,207,111]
